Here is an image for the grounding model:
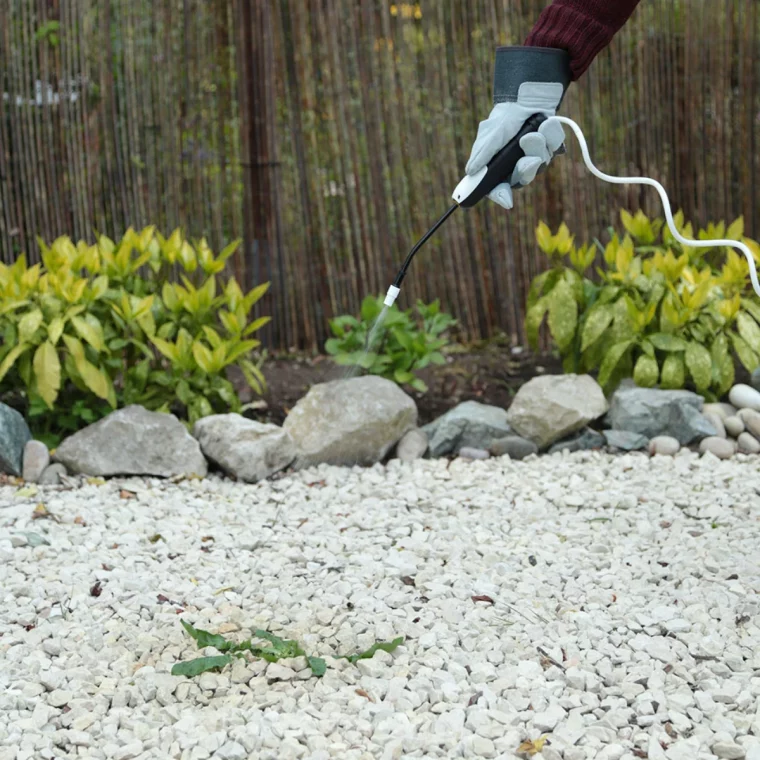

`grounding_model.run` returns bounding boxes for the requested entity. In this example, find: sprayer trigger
[452,167,487,204]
